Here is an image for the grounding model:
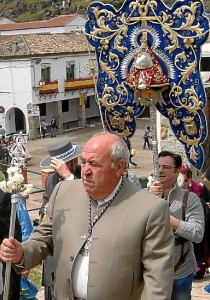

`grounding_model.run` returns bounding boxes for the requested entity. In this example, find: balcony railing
[65,77,94,91]
[39,80,58,94]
